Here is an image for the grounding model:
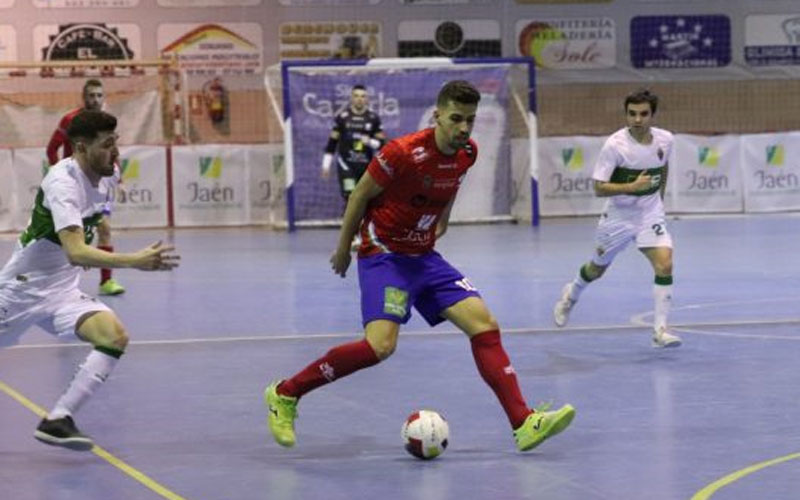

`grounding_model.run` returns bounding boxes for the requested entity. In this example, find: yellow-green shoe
[513,404,576,452]
[99,278,125,296]
[264,381,298,447]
